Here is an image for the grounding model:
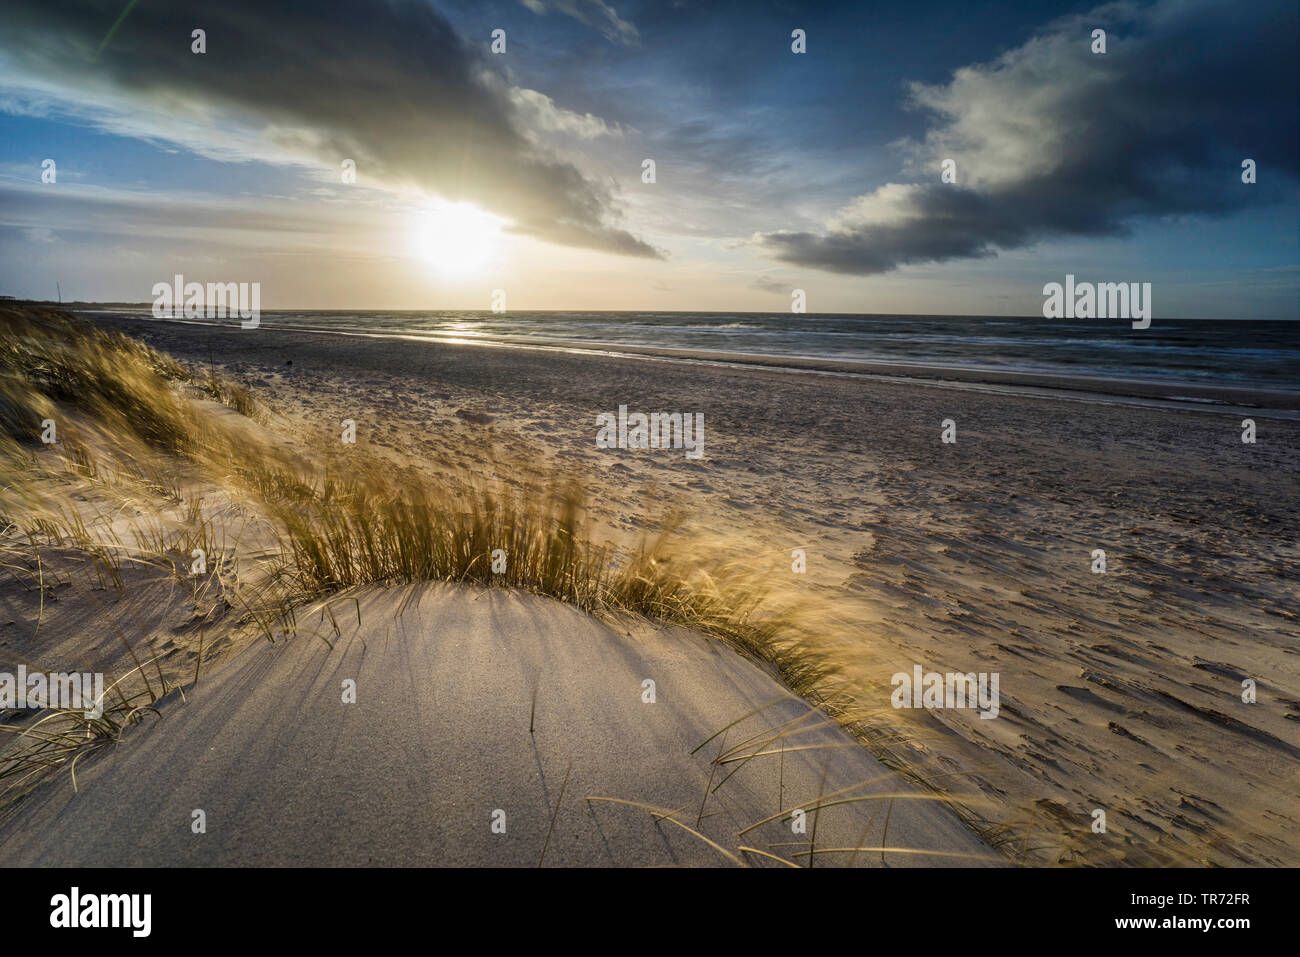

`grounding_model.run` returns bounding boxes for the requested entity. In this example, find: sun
[411,201,502,276]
